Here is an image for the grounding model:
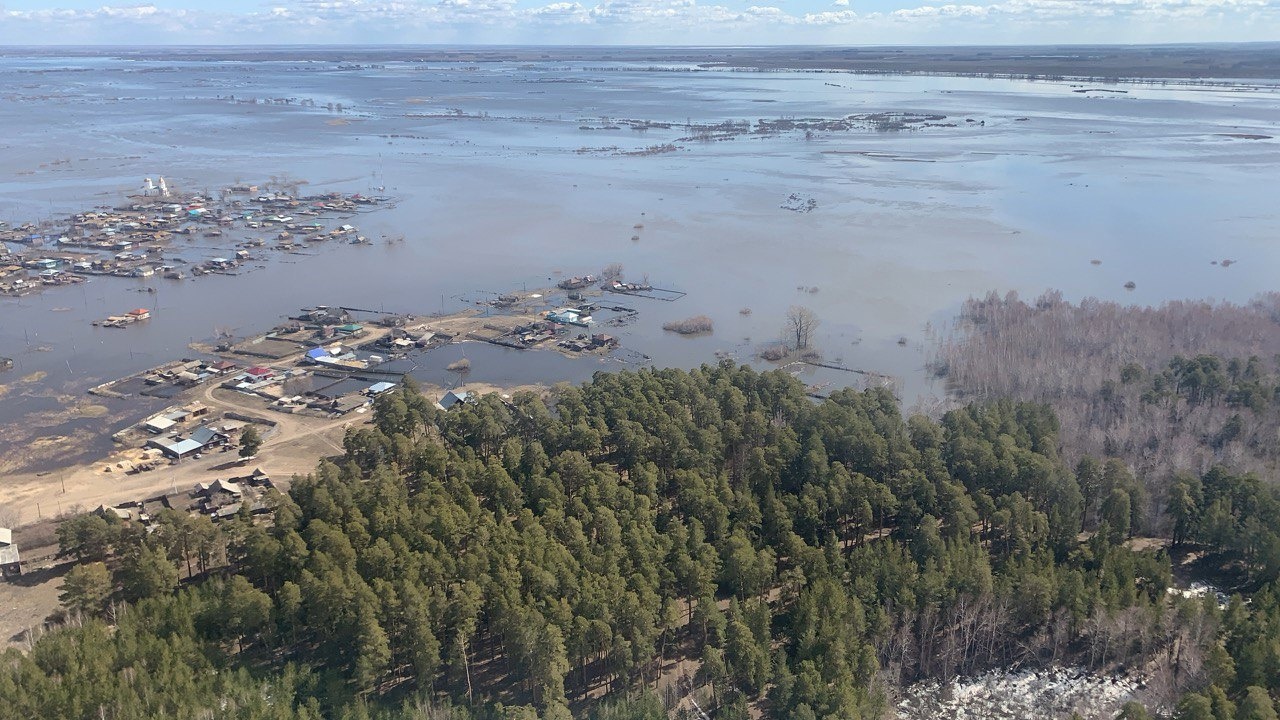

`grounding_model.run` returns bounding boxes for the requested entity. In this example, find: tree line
[3,365,1280,719]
